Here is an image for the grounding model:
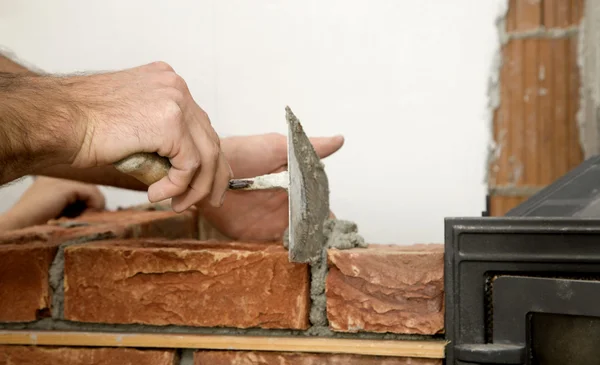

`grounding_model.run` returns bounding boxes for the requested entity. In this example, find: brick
[543,0,584,28]
[194,351,442,365]
[0,242,57,322]
[505,0,583,32]
[0,346,176,365]
[64,239,310,329]
[506,0,542,32]
[326,244,444,335]
[0,209,197,322]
